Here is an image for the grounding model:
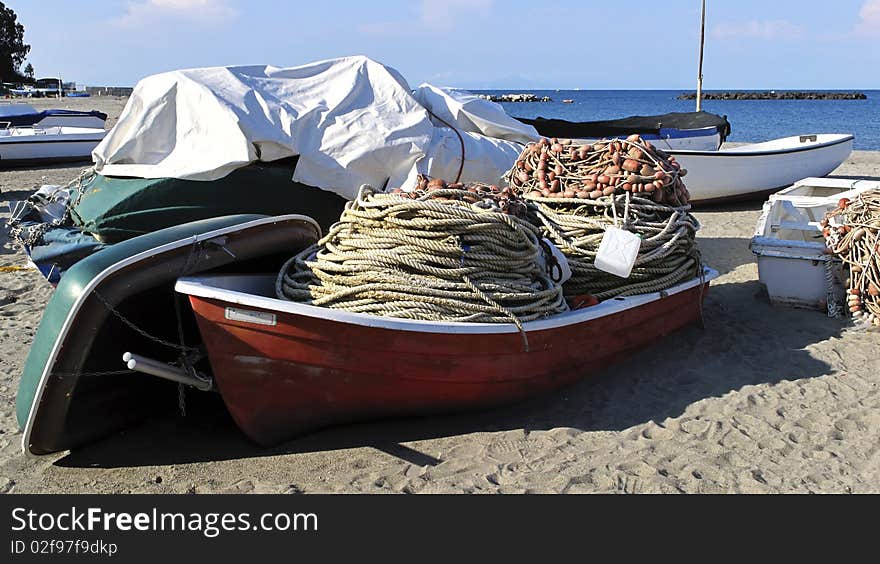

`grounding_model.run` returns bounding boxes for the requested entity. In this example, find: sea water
[479,90,880,150]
